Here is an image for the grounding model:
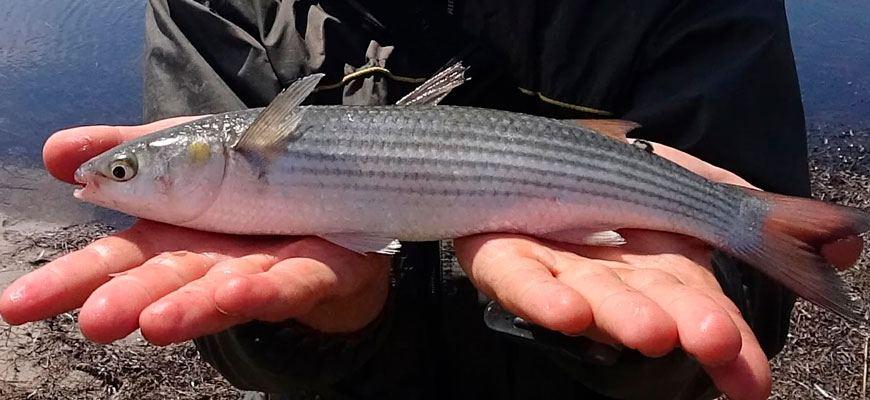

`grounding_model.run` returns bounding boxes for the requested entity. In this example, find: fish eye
[108,155,138,182]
